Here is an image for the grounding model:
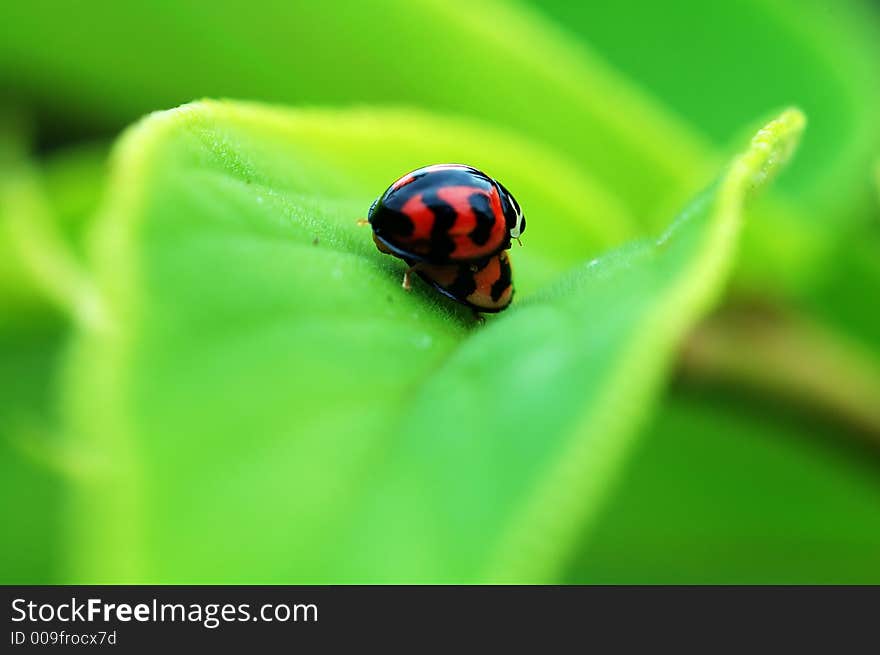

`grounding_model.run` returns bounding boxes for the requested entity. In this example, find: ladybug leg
[401,262,425,291]
[515,237,523,247]
[472,308,485,324]
[401,264,417,291]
